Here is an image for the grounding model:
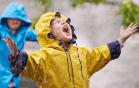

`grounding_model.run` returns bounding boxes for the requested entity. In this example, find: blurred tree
[72,0,107,7]
[35,0,51,10]
[32,0,109,28]
[32,0,51,28]
[32,17,40,29]
[119,0,139,27]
